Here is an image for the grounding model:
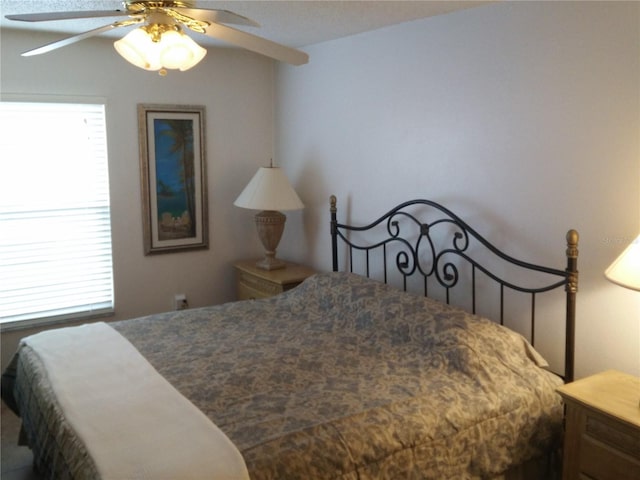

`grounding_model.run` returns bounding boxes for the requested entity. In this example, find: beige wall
[2,1,639,379]
[1,29,275,368]
[275,1,640,379]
